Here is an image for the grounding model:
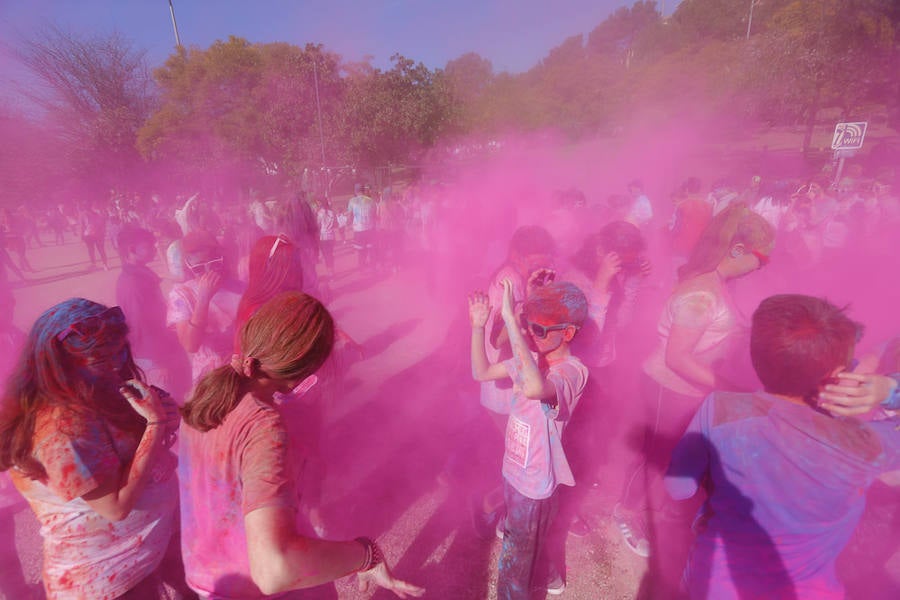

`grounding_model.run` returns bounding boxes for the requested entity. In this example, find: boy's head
[117,226,156,265]
[751,294,862,399]
[508,225,556,276]
[522,281,587,351]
